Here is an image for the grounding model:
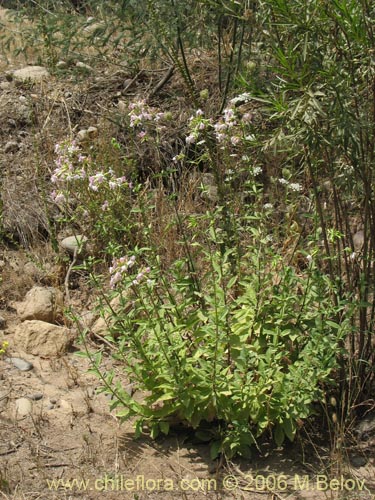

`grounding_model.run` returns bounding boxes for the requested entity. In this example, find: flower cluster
[185,109,212,145]
[109,255,151,288]
[278,178,303,192]
[88,170,131,192]
[229,92,252,106]
[51,141,86,185]
[50,140,132,206]
[184,102,254,149]
[214,107,241,144]
[128,100,168,139]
